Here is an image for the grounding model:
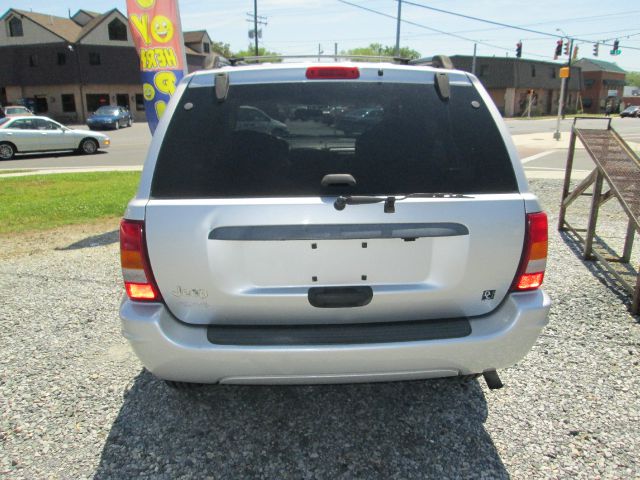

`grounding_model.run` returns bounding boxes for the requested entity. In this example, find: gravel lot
[1,179,639,479]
